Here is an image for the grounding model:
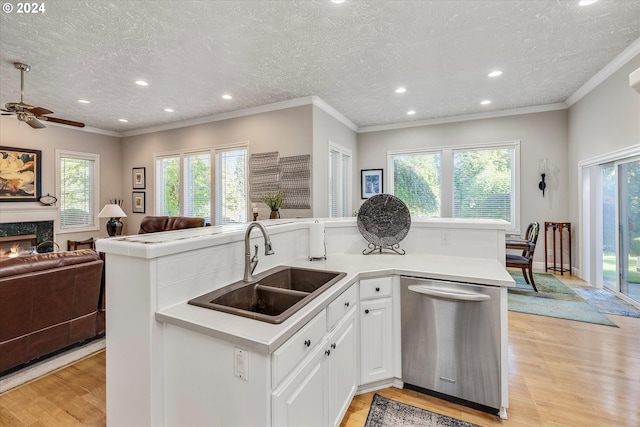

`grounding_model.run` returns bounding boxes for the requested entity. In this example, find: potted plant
[261,190,283,219]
